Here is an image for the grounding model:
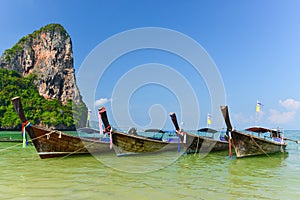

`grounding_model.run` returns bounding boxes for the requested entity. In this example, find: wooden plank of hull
[169,112,229,154]
[231,130,287,158]
[110,130,229,155]
[113,143,181,156]
[26,125,110,159]
[111,131,178,154]
[11,97,110,159]
[185,133,229,154]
